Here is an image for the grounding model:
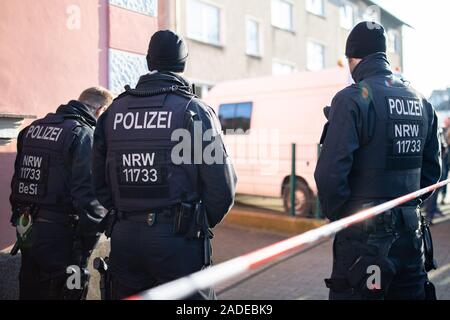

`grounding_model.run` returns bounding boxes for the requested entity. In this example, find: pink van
[205,67,350,216]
